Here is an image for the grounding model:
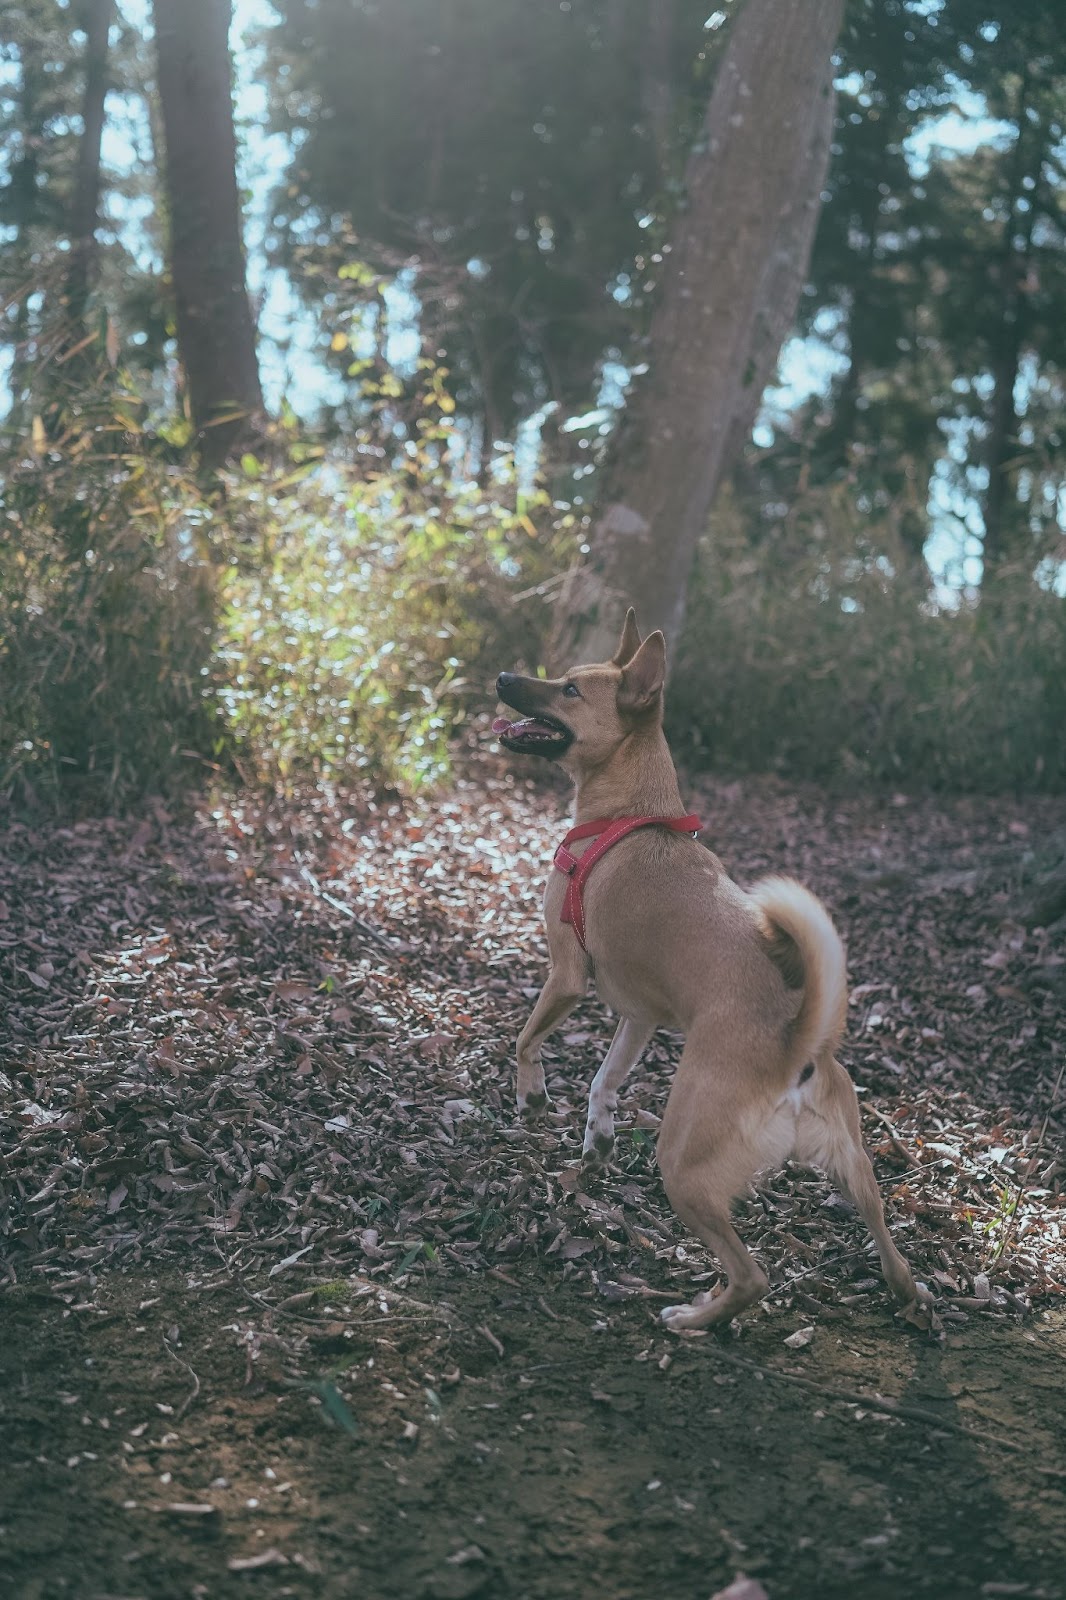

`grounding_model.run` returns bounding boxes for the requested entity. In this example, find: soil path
[3,1269,1065,1600]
